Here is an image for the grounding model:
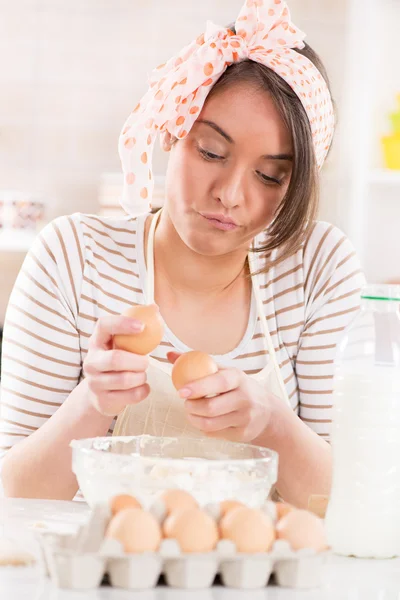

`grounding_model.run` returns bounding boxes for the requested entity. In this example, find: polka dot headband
[118,0,335,216]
